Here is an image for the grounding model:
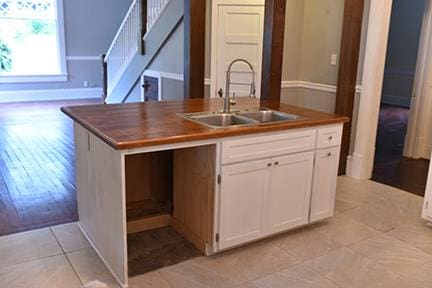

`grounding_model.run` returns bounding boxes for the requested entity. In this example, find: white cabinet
[422,155,432,221]
[219,159,270,249]
[267,152,314,234]
[217,125,342,251]
[310,147,340,223]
